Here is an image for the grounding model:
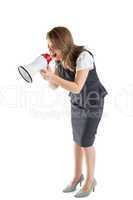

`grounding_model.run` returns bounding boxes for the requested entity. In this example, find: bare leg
[81,145,96,192]
[70,142,84,186]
